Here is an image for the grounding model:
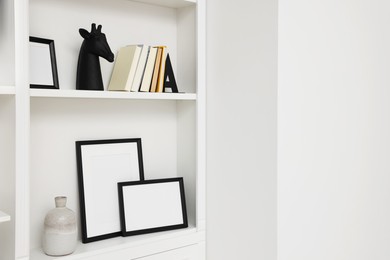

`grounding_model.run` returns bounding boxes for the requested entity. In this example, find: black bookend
[163,54,179,93]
